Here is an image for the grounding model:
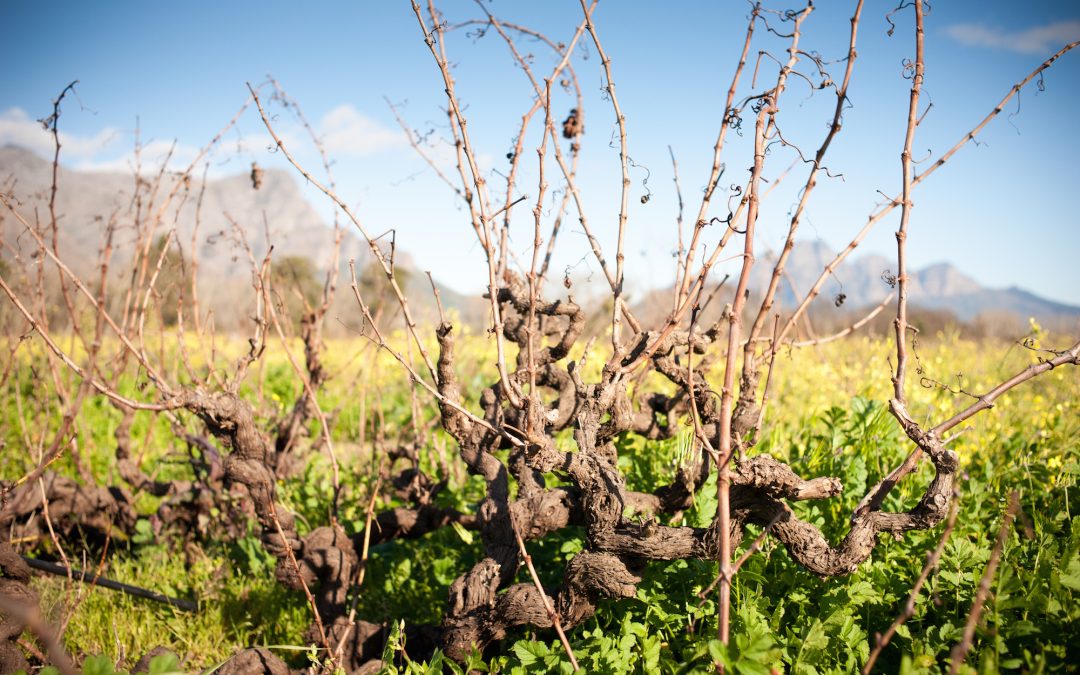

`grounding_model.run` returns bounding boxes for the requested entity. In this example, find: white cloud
[73,138,202,174]
[319,104,404,156]
[1,106,285,177]
[0,106,120,159]
[1,102,403,178]
[945,19,1080,55]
